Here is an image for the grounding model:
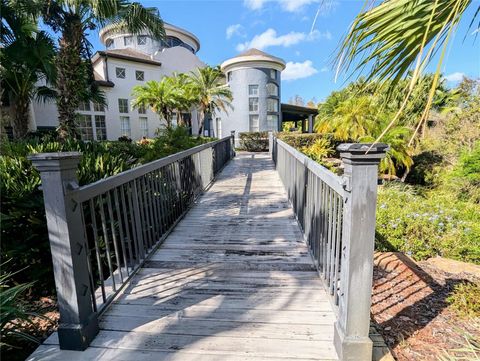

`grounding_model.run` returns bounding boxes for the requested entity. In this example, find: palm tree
[0,0,56,138]
[336,0,479,144]
[40,0,166,138]
[186,66,233,136]
[315,95,379,141]
[131,78,183,128]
